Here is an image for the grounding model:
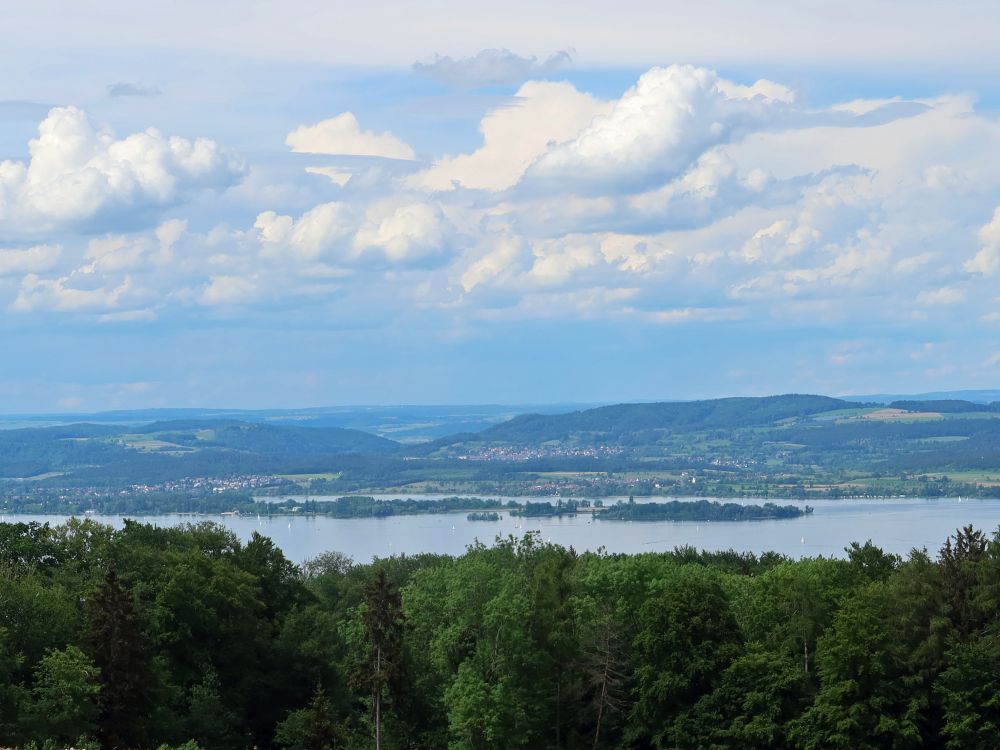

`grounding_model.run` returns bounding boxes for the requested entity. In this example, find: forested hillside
[2,521,1000,749]
[458,394,852,445]
[0,420,398,482]
[3,394,1000,503]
